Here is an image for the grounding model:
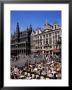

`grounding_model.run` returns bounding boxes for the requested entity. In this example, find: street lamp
[15,44,18,56]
